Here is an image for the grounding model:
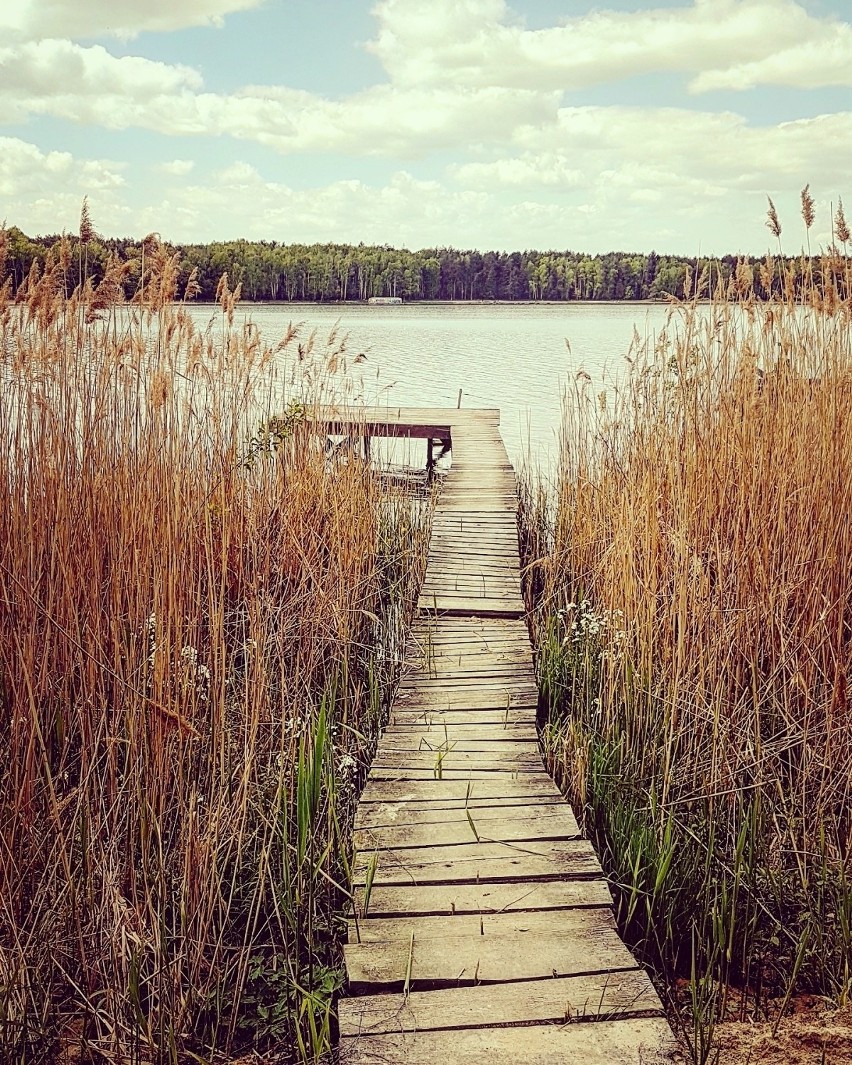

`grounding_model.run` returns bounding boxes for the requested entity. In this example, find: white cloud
[454,155,583,189]
[2,134,844,254]
[369,0,852,92]
[0,37,557,156]
[157,159,196,177]
[228,84,558,156]
[0,137,126,237]
[449,105,852,249]
[0,0,264,42]
[1,0,848,164]
[0,40,202,125]
[690,38,852,92]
